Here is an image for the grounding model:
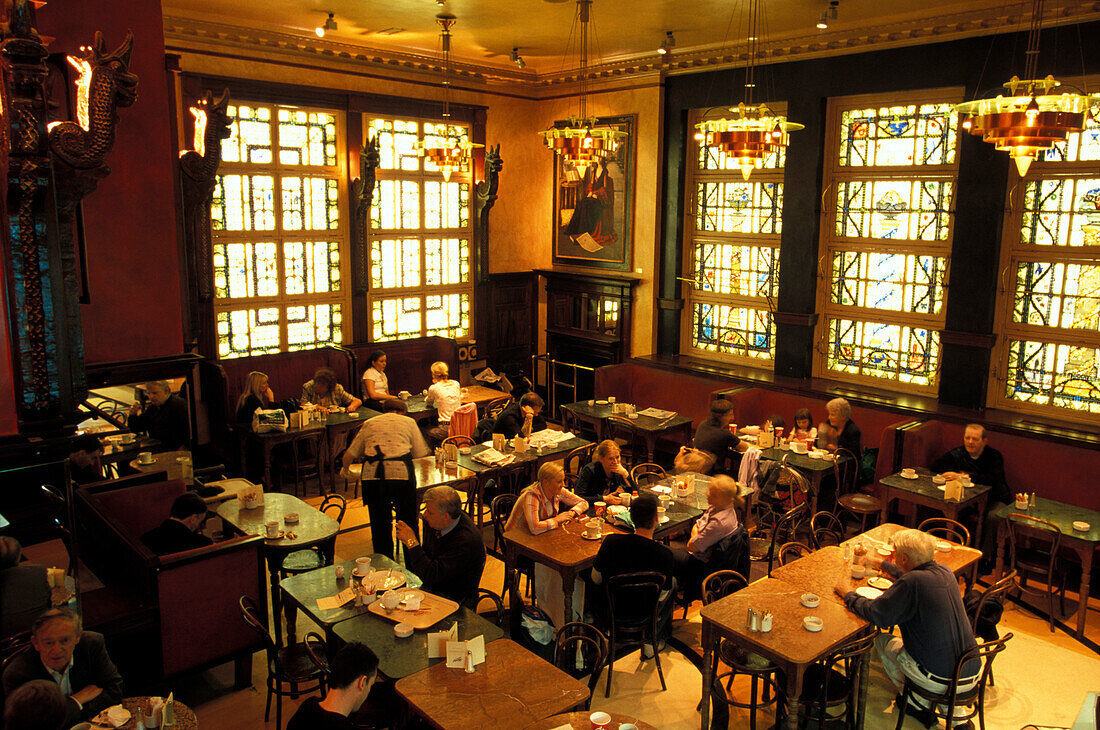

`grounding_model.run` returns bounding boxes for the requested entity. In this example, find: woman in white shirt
[361,350,392,410]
